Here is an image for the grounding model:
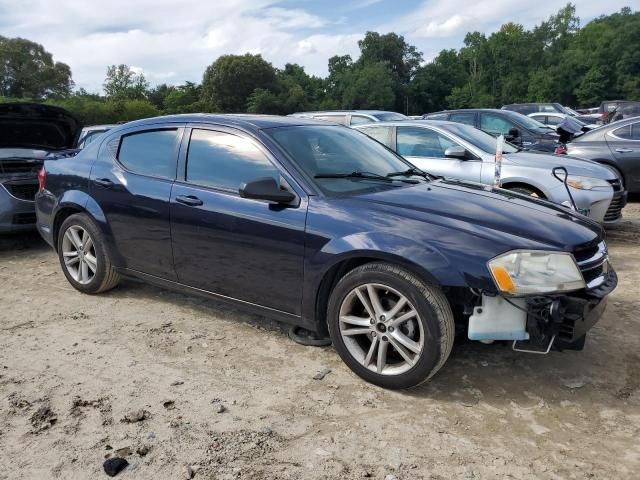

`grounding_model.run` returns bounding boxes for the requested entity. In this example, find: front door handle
[94,178,115,188]
[175,195,203,207]
[615,148,634,153]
